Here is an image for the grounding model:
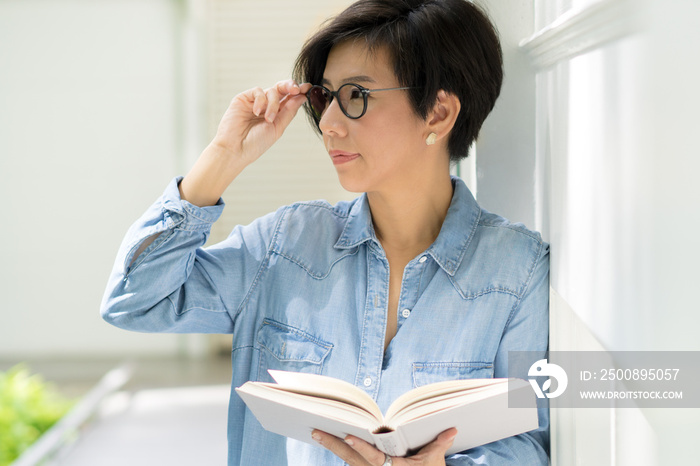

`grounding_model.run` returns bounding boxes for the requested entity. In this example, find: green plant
[0,365,75,466]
